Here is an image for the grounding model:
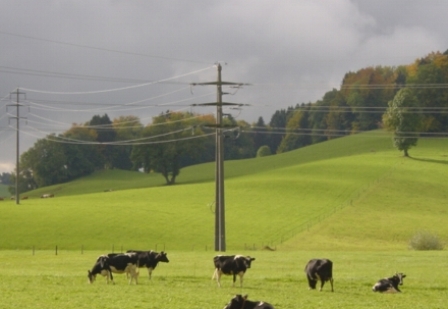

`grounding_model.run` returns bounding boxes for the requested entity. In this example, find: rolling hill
[0,130,447,251]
